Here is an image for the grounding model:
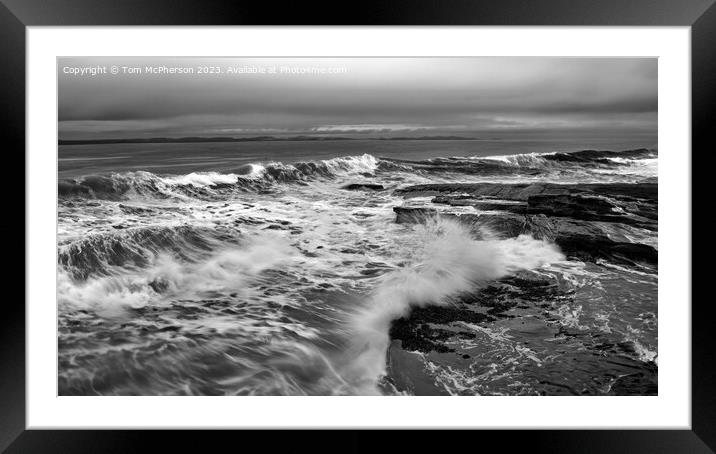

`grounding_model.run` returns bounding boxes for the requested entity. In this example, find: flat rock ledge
[384,182,658,396]
[392,182,657,267]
